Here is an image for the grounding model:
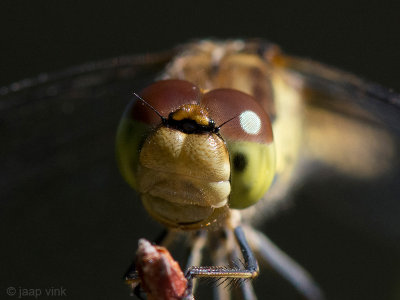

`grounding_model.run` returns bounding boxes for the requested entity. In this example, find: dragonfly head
[116,80,276,229]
